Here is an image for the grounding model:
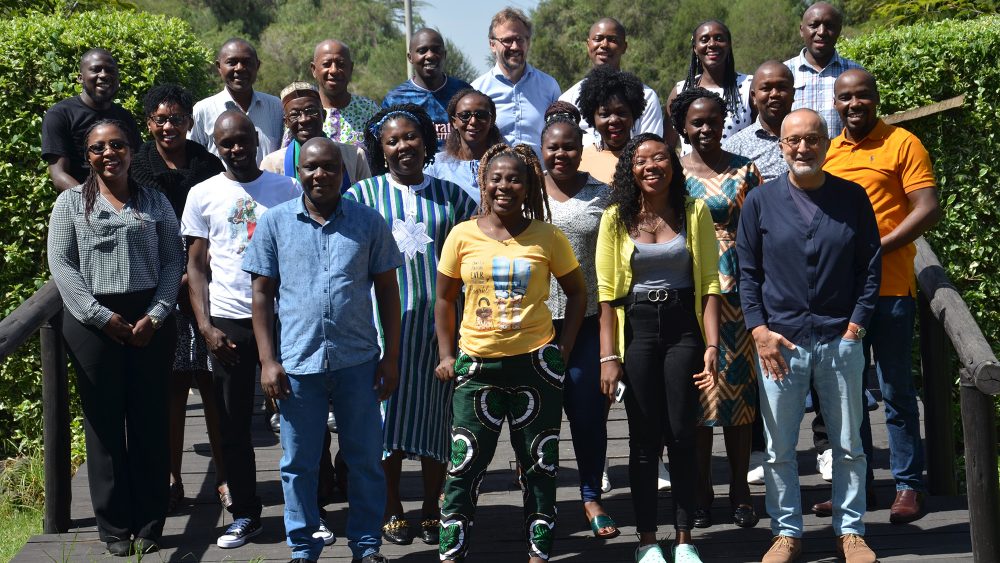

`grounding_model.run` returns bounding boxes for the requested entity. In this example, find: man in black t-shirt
[41,48,141,192]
